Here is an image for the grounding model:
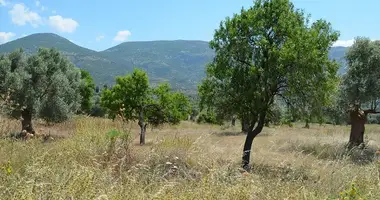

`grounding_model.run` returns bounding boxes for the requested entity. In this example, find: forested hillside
[0,33,347,94]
